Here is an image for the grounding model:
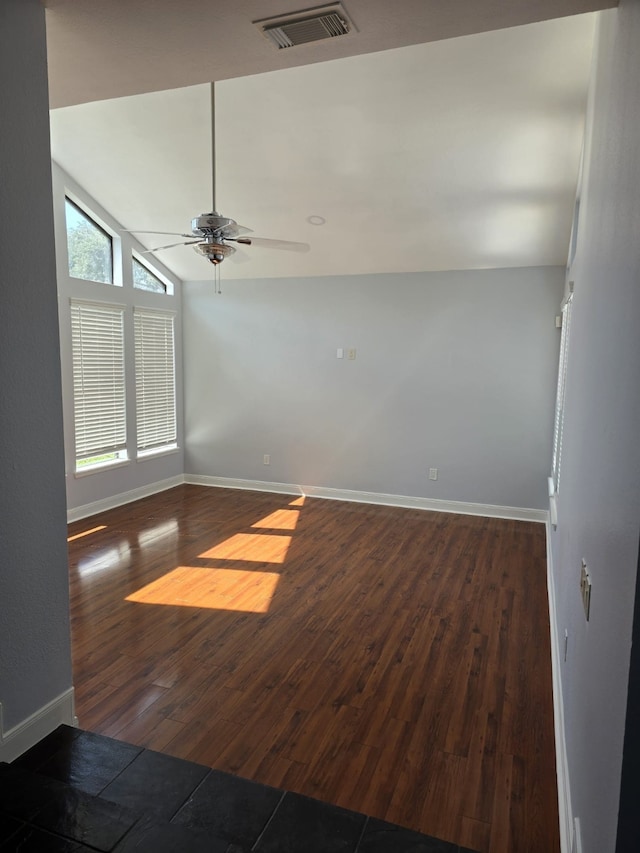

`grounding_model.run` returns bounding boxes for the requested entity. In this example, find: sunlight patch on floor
[68,524,107,542]
[126,566,280,612]
[251,509,300,530]
[199,532,291,564]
